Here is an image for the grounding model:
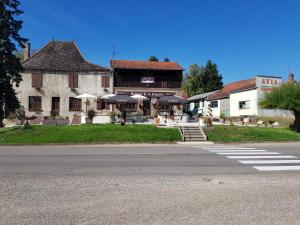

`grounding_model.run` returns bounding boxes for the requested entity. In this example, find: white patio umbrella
[101,94,116,99]
[75,93,96,114]
[131,94,148,100]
